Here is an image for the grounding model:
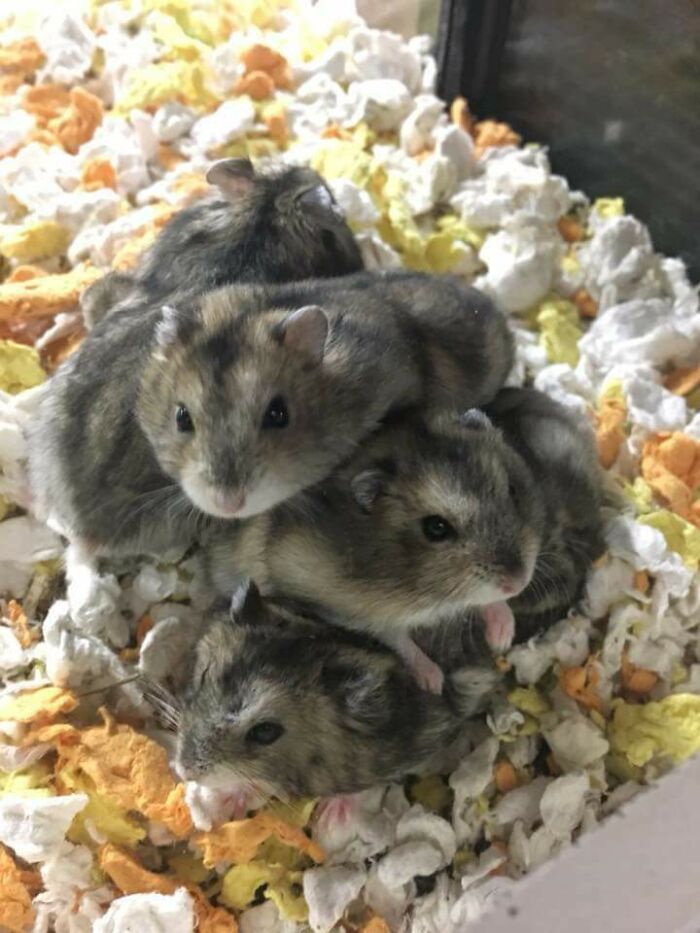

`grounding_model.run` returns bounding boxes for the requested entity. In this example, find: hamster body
[29,267,510,559]
[203,409,539,689]
[484,387,607,641]
[174,582,501,801]
[81,158,363,328]
[160,269,513,518]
